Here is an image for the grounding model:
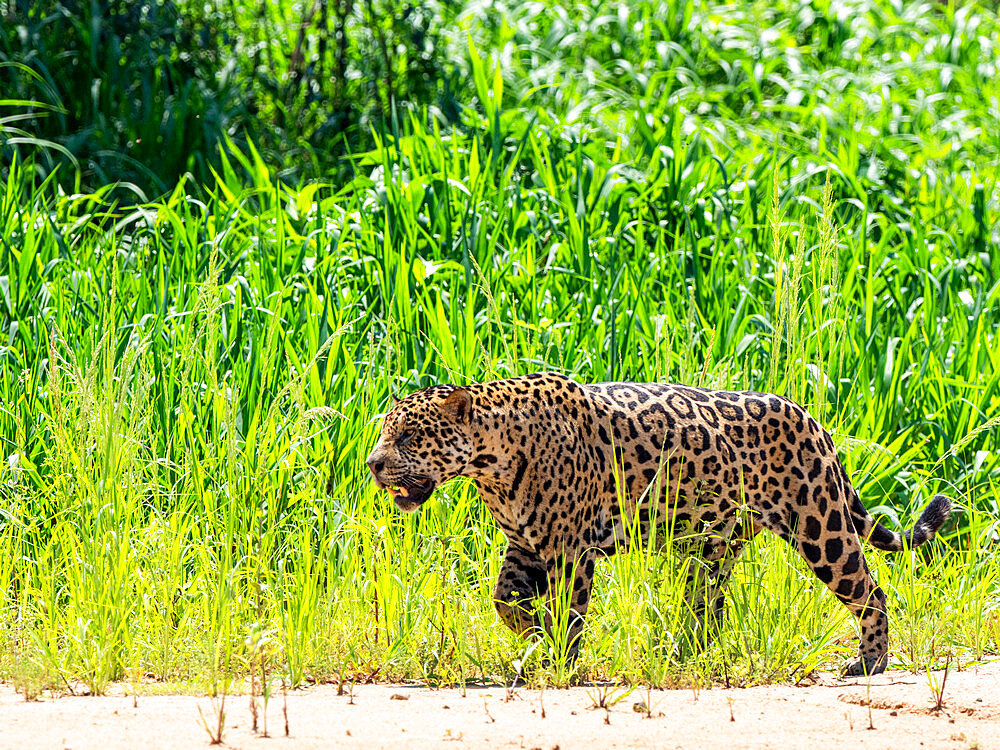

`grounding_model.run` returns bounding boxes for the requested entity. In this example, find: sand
[2,660,998,749]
